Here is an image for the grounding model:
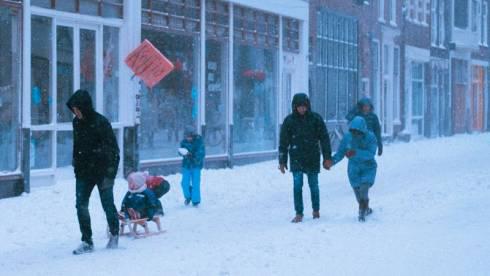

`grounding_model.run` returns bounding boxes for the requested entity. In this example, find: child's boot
[358,200,366,222]
[365,200,373,216]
